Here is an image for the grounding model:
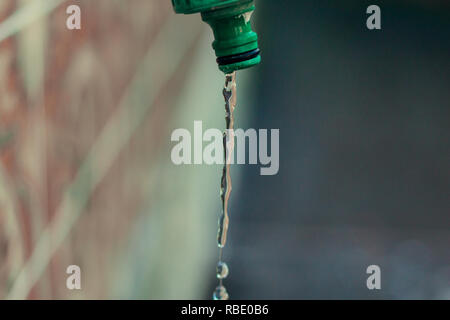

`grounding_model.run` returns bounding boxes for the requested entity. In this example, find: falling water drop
[216,261,229,279]
[213,285,229,300]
